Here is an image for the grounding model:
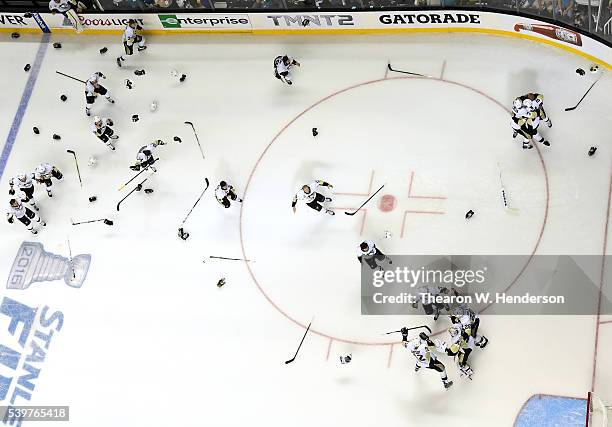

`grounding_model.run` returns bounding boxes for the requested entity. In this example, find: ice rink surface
[0,31,611,426]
